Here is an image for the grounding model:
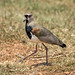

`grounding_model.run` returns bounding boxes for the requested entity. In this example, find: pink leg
[42,43,48,65]
[18,44,37,62]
